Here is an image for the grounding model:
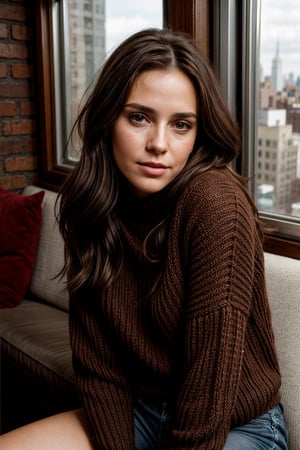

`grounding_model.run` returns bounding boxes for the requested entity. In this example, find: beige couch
[1,186,300,448]
[264,252,300,449]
